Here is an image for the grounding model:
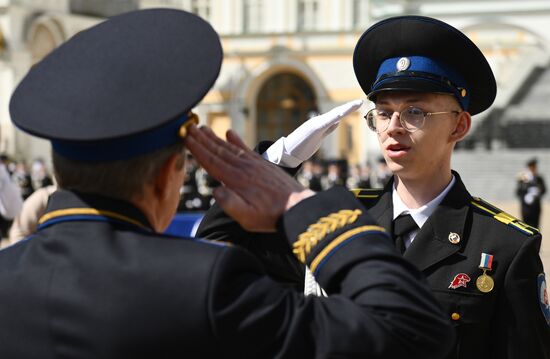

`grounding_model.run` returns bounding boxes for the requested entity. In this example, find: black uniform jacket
[198,172,550,359]
[0,188,454,359]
